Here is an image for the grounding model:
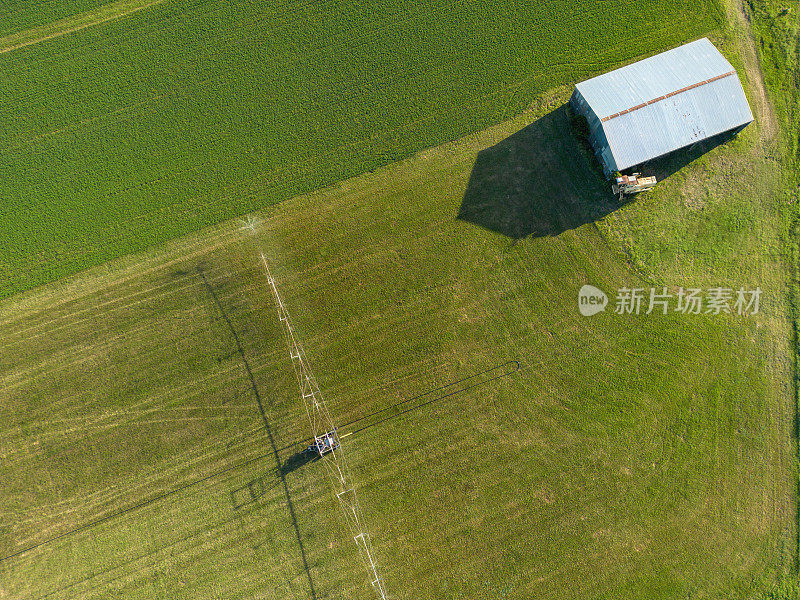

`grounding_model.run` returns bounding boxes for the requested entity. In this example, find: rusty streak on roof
[600,70,736,122]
